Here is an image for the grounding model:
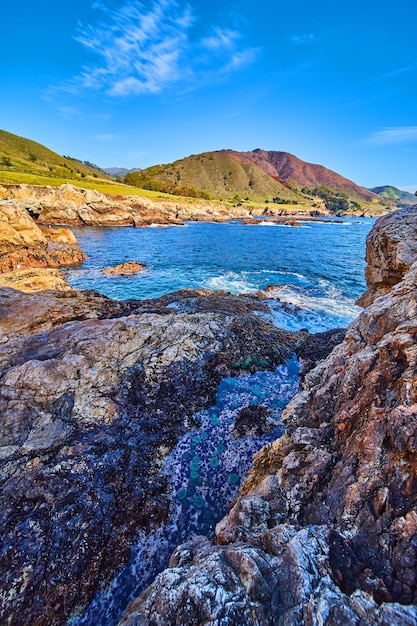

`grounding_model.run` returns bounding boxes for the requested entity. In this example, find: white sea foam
[202,272,258,294]
[267,283,360,332]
